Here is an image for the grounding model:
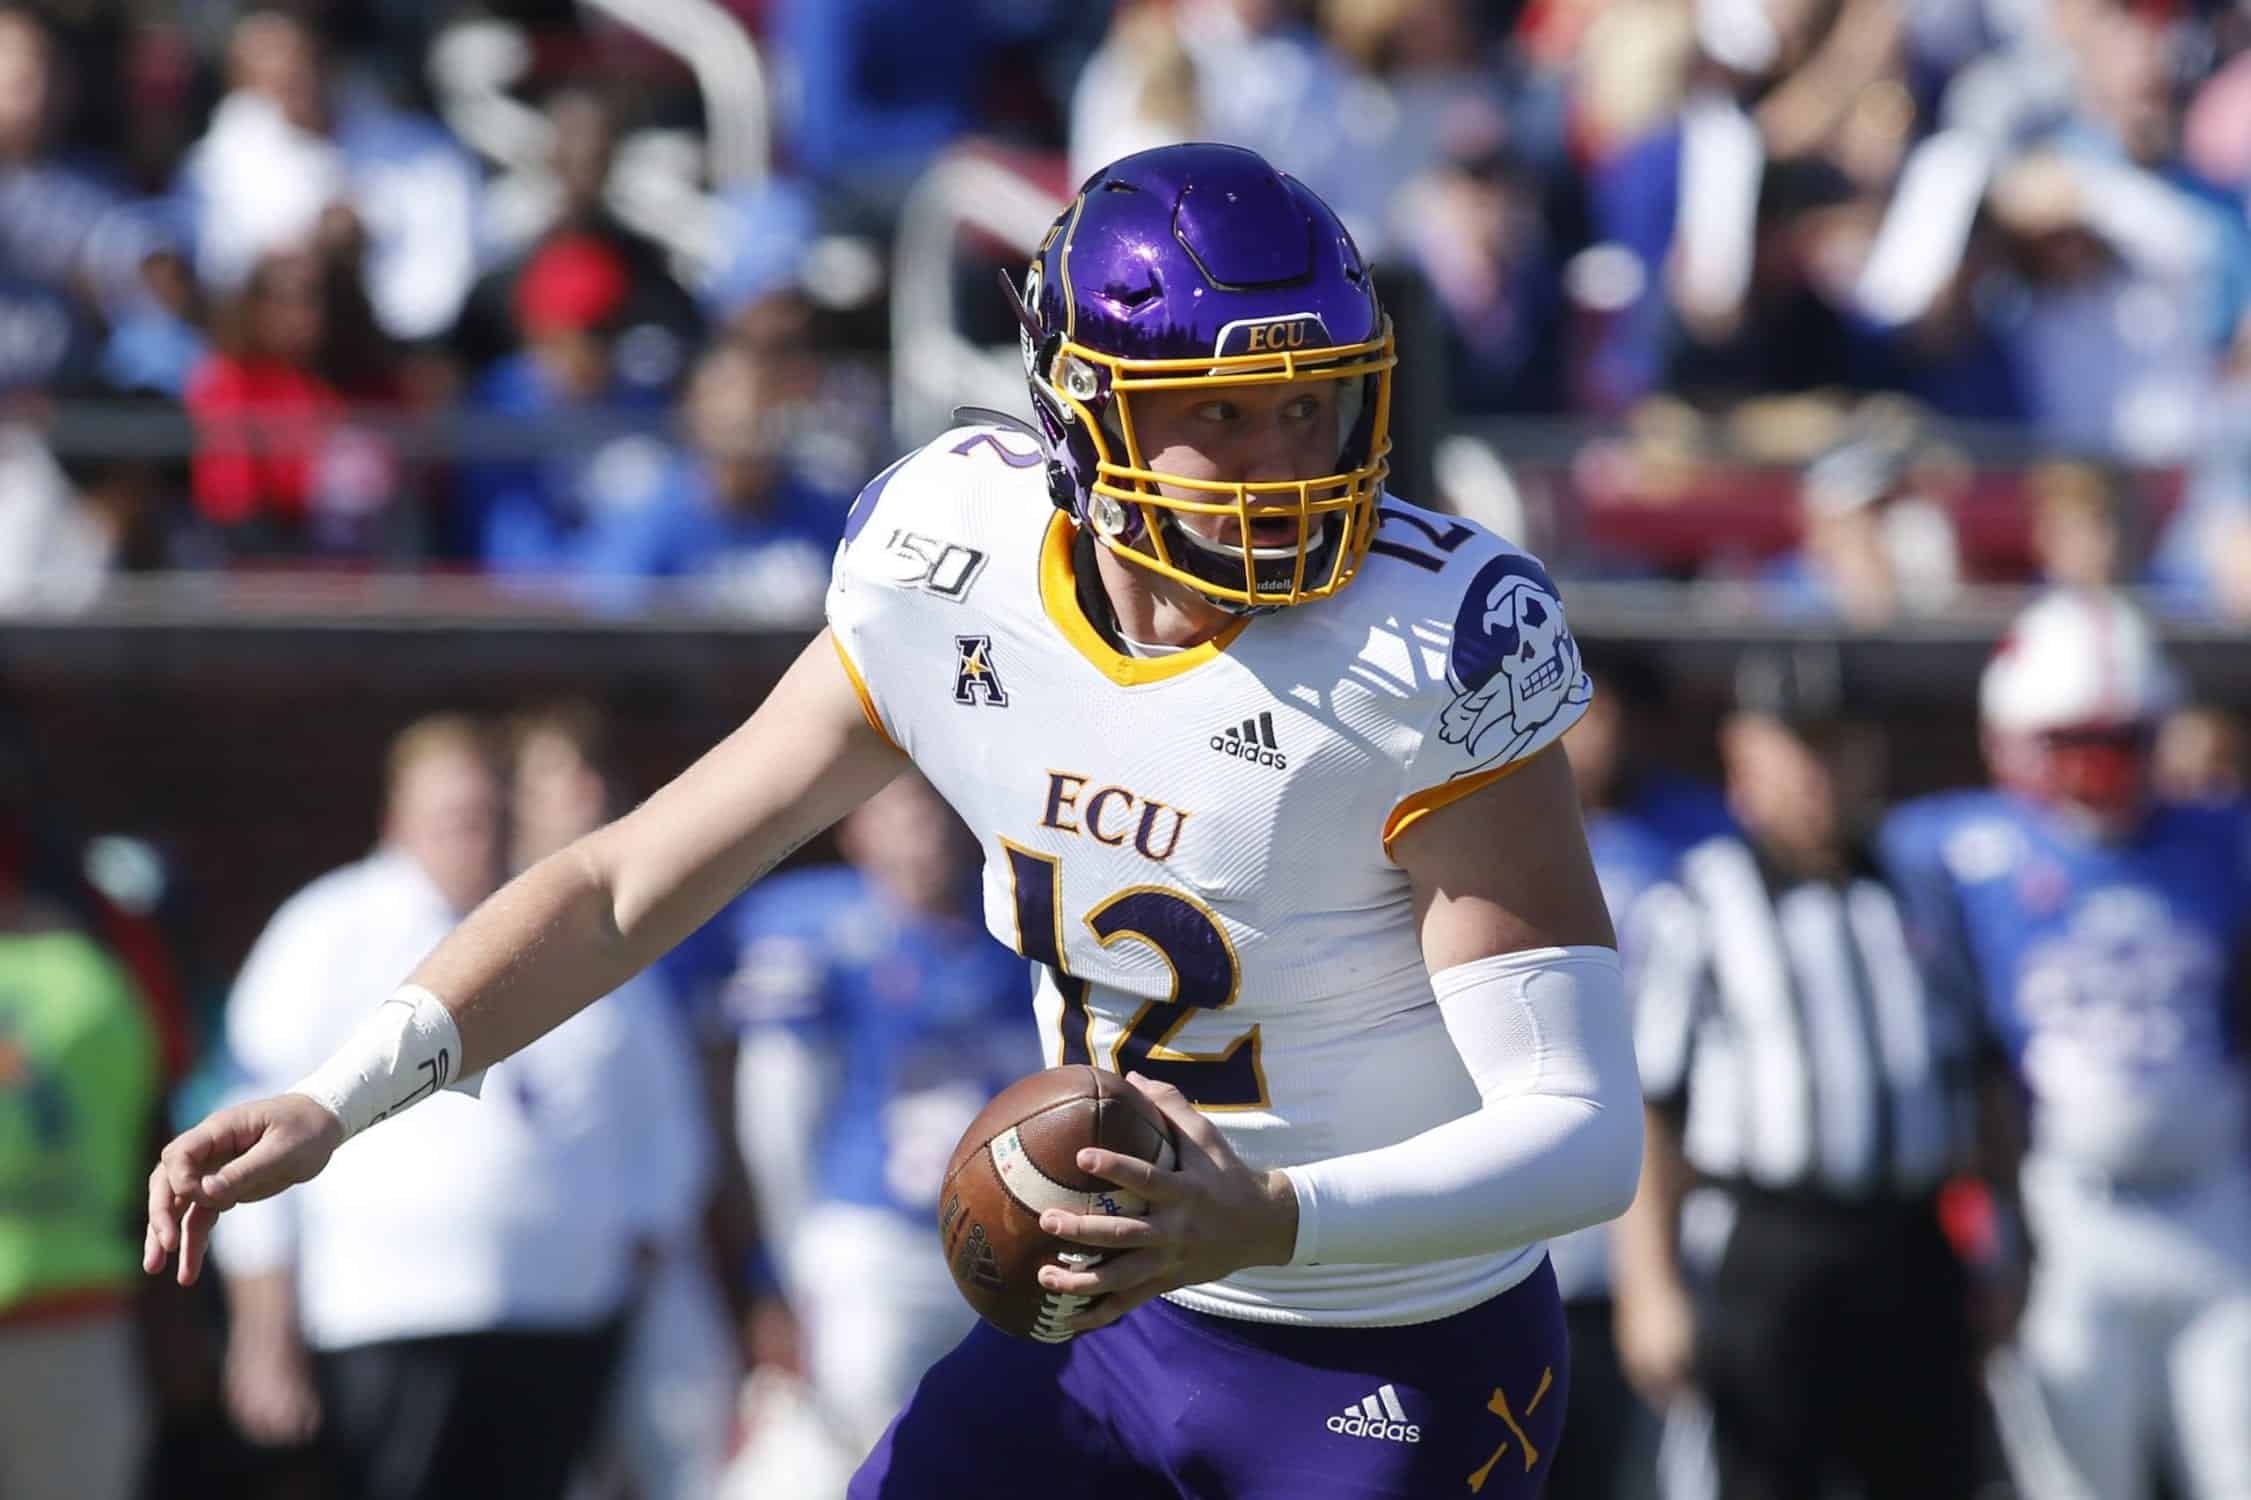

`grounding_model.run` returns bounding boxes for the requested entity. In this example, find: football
[937,1065,1177,1343]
